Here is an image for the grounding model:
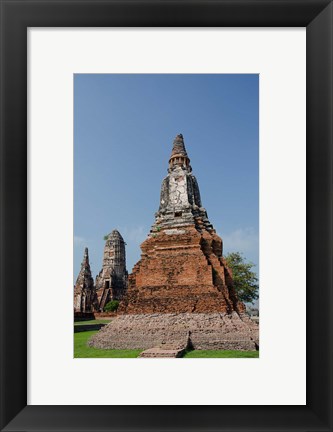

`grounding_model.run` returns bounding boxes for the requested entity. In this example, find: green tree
[104,300,119,312]
[225,252,259,304]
